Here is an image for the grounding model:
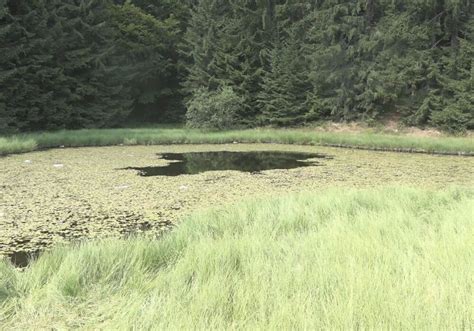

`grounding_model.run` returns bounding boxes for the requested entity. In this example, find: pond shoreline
[2,140,474,157]
[0,142,474,160]
[1,127,473,156]
[1,143,473,262]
